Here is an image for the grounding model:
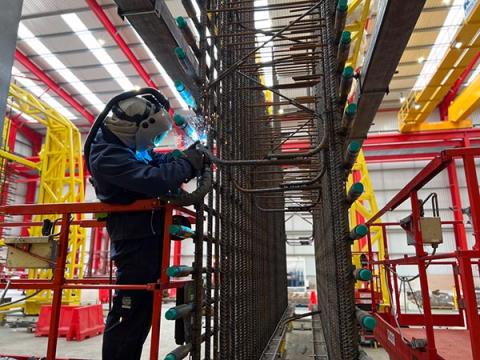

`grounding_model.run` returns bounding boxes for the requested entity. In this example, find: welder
[87,93,206,360]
